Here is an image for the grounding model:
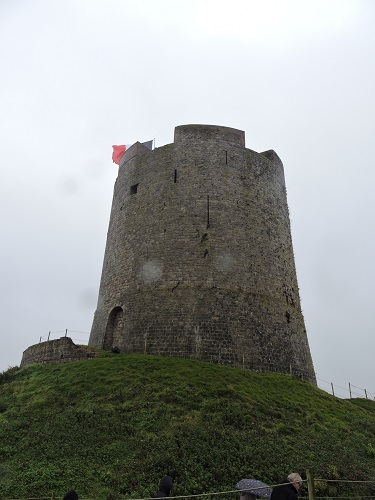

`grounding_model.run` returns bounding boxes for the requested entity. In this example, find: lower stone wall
[91,287,316,383]
[21,337,100,368]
